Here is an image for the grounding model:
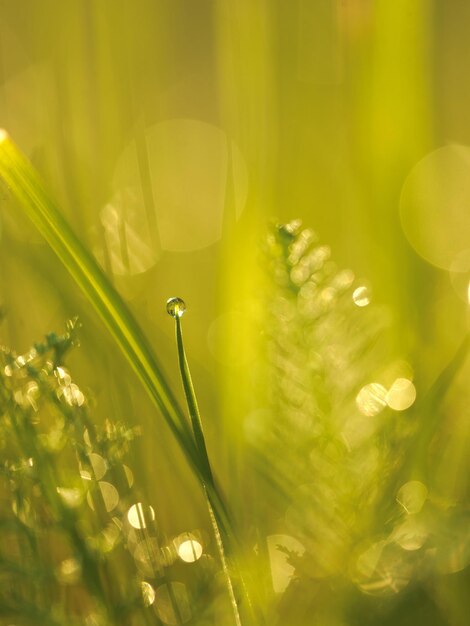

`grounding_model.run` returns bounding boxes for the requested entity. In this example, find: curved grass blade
[0,130,199,488]
[0,131,262,624]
